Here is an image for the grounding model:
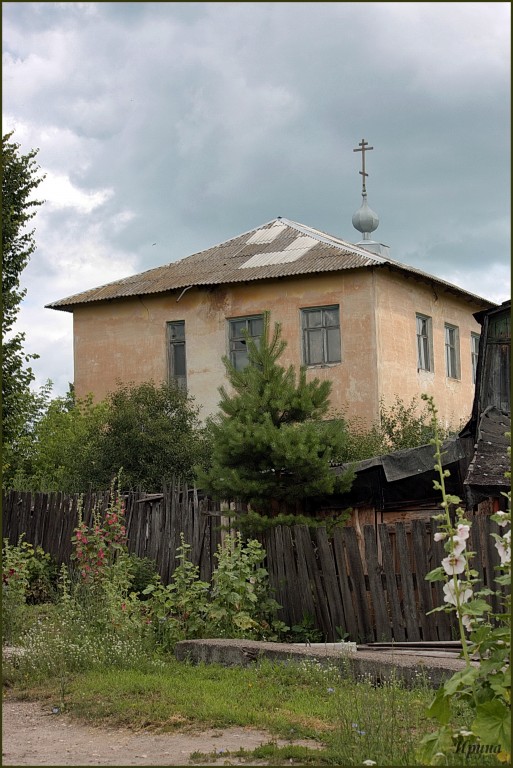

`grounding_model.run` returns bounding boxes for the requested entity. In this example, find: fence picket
[314,528,347,639]
[332,528,359,641]
[395,522,421,641]
[363,525,391,641]
[411,519,436,641]
[343,526,373,642]
[378,524,406,641]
